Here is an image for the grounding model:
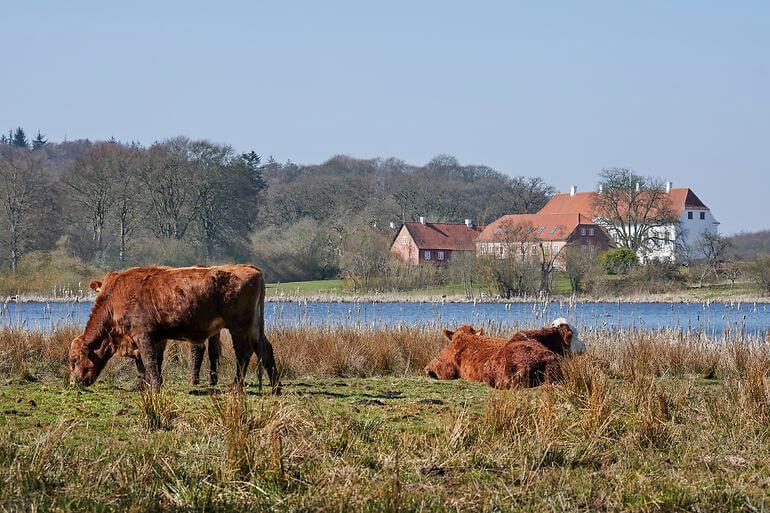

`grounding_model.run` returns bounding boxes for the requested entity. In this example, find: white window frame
[580,227,586,236]
[401,236,407,245]
[437,251,445,261]
[424,250,431,260]
[589,228,595,237]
